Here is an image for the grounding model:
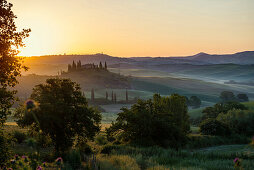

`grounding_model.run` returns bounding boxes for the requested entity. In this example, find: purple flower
[8,168,13,170]
[36,166,42,170]
[234,157,239,163]
[55,157,63,165]
[14,154,19,160]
